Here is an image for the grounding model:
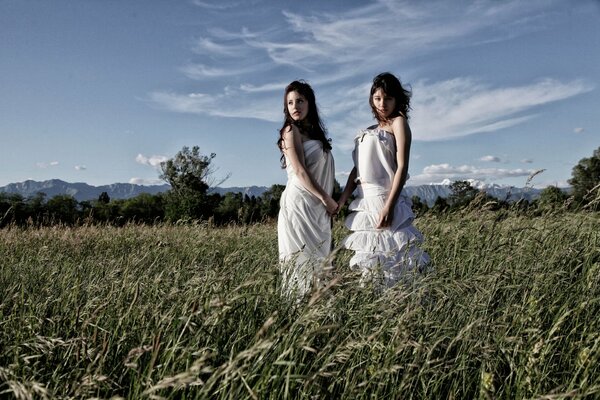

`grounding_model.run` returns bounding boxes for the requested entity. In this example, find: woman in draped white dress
[337,72,430,288]
[277,80,338,299]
